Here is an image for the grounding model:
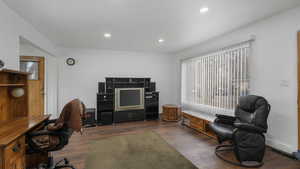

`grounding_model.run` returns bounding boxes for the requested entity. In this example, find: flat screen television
[115,88,144,111]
